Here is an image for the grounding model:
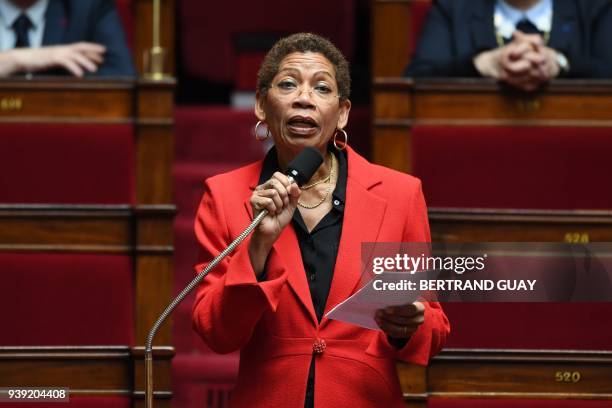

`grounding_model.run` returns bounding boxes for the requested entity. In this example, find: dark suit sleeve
[404,0,481,77]
[89,0,136,77]
[562,1,612,79]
